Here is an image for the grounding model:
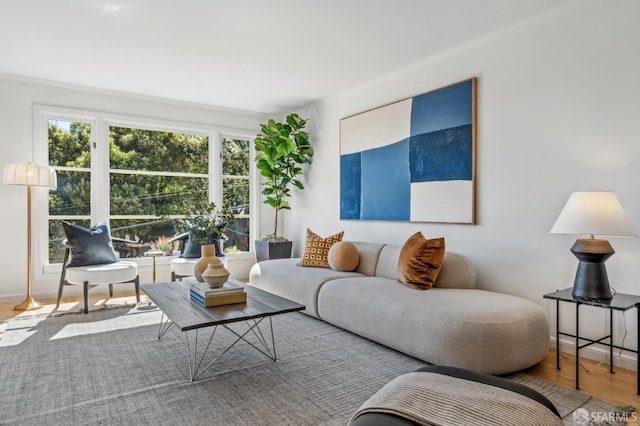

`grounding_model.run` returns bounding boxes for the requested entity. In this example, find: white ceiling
[1,0,571,114]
